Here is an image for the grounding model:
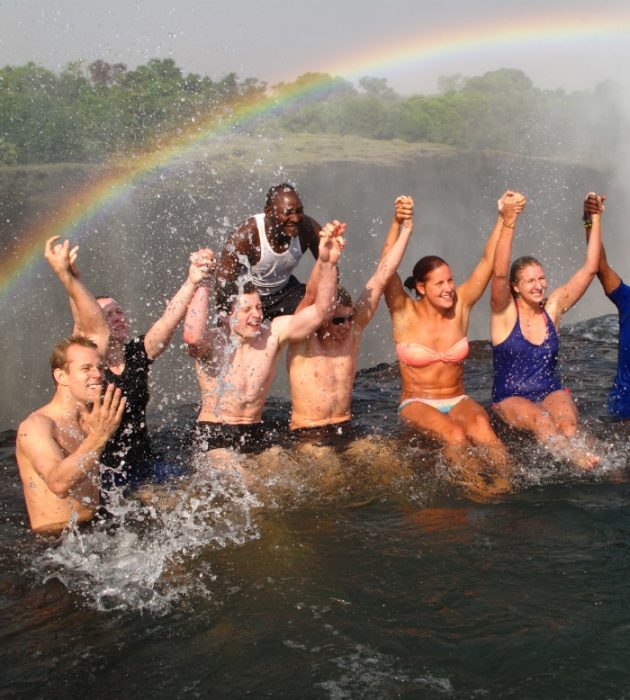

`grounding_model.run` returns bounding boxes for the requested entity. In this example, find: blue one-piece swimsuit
[607,281,630,418]
[492,306,562,404]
